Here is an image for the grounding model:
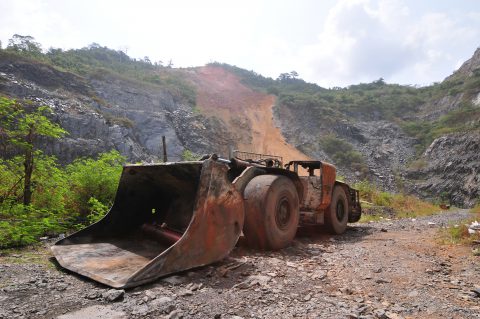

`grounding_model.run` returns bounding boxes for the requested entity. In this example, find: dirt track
[1,210,479,319]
